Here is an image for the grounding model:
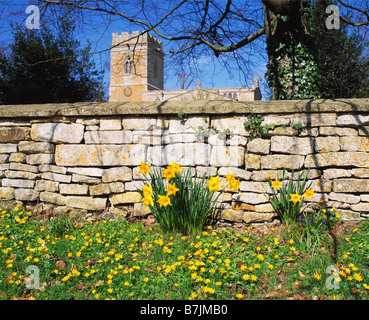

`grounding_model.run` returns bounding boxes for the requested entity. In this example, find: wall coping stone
[0,99,368,118]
